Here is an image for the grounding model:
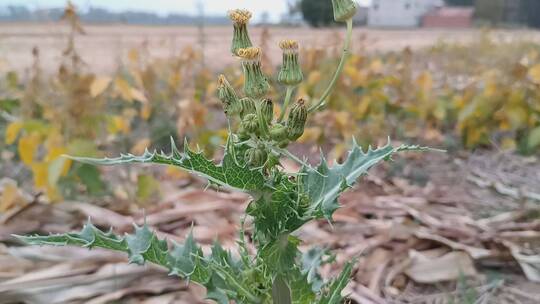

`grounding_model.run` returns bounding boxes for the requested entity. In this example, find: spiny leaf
[301,247,330,292]
[16,220,126,251]
[259,234,300,274]
[15,220,255,304]
[249,176,305,239]
[302,139,432,220]
[318,261,354,304]
[289,270,317,304]
[126,224,168,266]
[66,137,265,192]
